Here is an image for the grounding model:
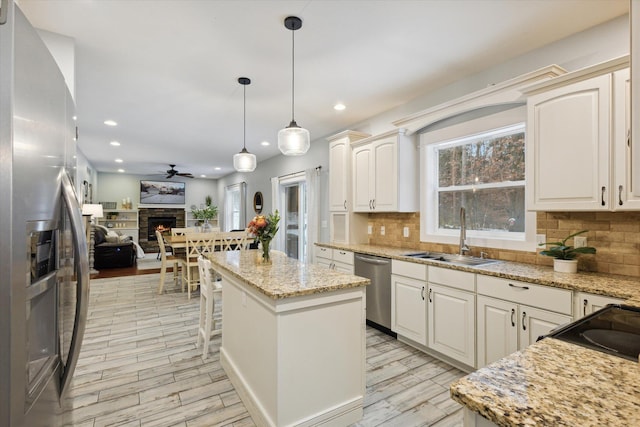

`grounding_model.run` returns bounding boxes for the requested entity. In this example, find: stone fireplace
[138,208,185,253]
